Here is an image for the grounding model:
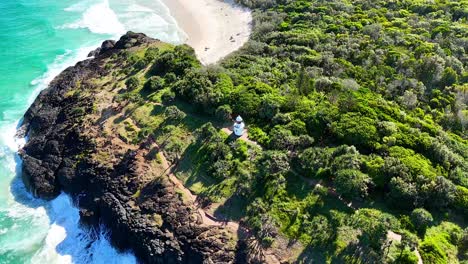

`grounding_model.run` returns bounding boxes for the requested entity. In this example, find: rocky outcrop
[19,32,236,263]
